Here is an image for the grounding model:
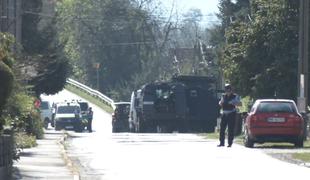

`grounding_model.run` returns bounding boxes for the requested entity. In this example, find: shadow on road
[255,144,310,149]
